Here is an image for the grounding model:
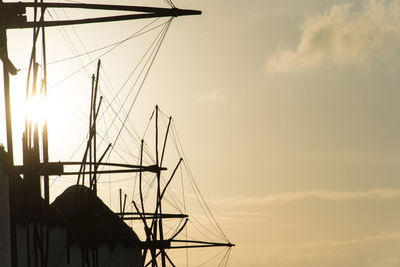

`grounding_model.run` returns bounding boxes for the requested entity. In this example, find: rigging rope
[93,21,170,166]
[168,123,225,241]
[41,18,164,67]
[198,247,229,266]
[137,110,230,244]
[218,247,232,267]
[48,15,164,163]
[48,19,168,90]
[51,18,168,165]
[171,122,230,242]
[49,19,171,186]
[43,9,175,191]
[107,19,172,160]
